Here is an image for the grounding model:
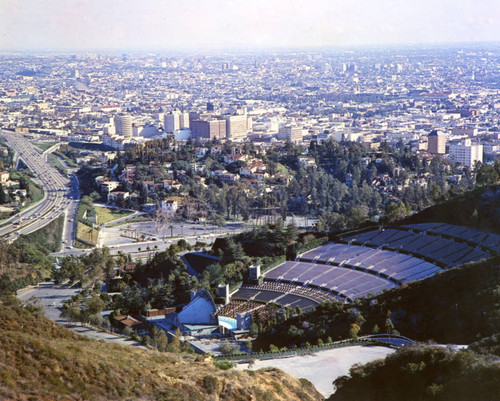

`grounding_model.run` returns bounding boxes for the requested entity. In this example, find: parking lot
[235,345,394,397]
